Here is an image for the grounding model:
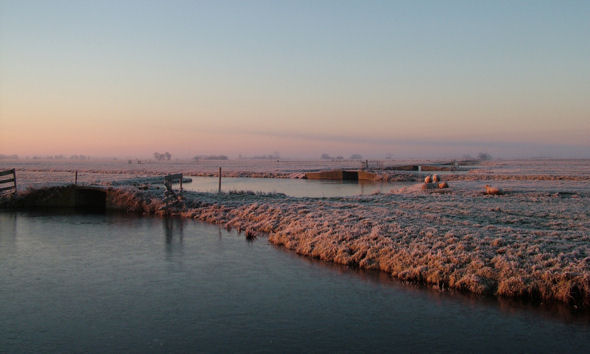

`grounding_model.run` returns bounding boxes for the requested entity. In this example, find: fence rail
[164,173,183,192]
[0,168,17,195]
[362,160,384,170]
